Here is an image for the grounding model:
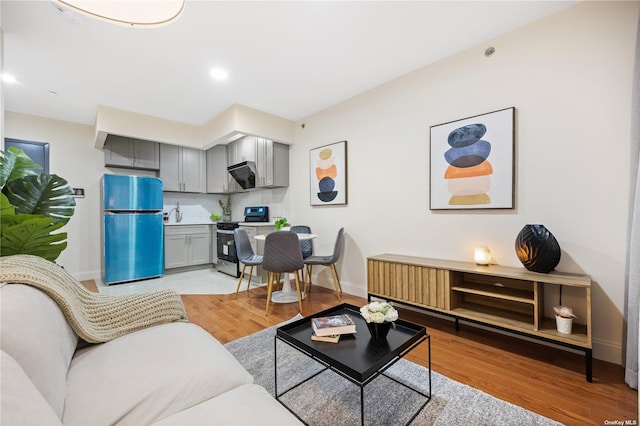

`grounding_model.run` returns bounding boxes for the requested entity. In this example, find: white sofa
[0,283,301,425]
